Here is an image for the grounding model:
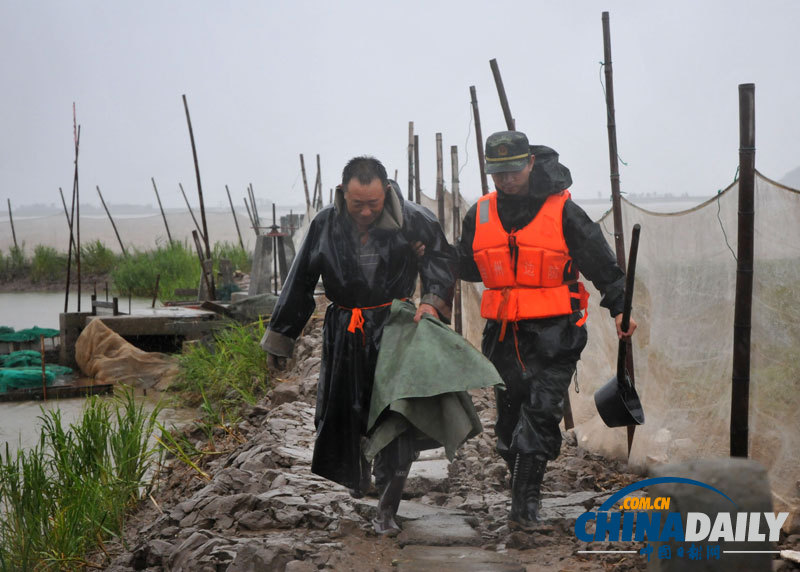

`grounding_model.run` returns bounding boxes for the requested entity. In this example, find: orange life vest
[472,190,589,327]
